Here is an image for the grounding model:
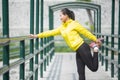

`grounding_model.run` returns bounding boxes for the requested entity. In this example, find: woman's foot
[93,47,99,52]
[89,38,104,52]
[89,42,99,52]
